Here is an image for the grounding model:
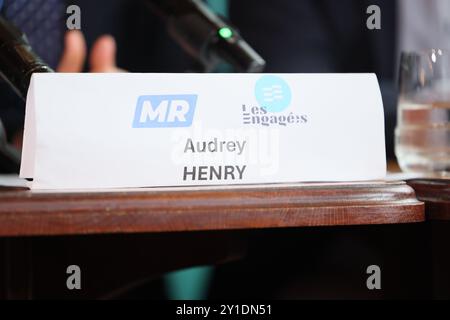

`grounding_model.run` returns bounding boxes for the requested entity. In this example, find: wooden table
[0,181,424,299]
